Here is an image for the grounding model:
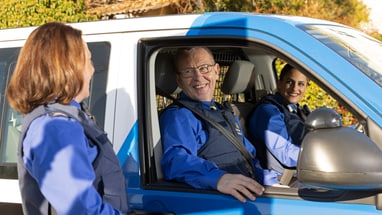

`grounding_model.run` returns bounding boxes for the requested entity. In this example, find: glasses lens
[179,64,214,78]
[180,69,193,78]
[198,65,210,74]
